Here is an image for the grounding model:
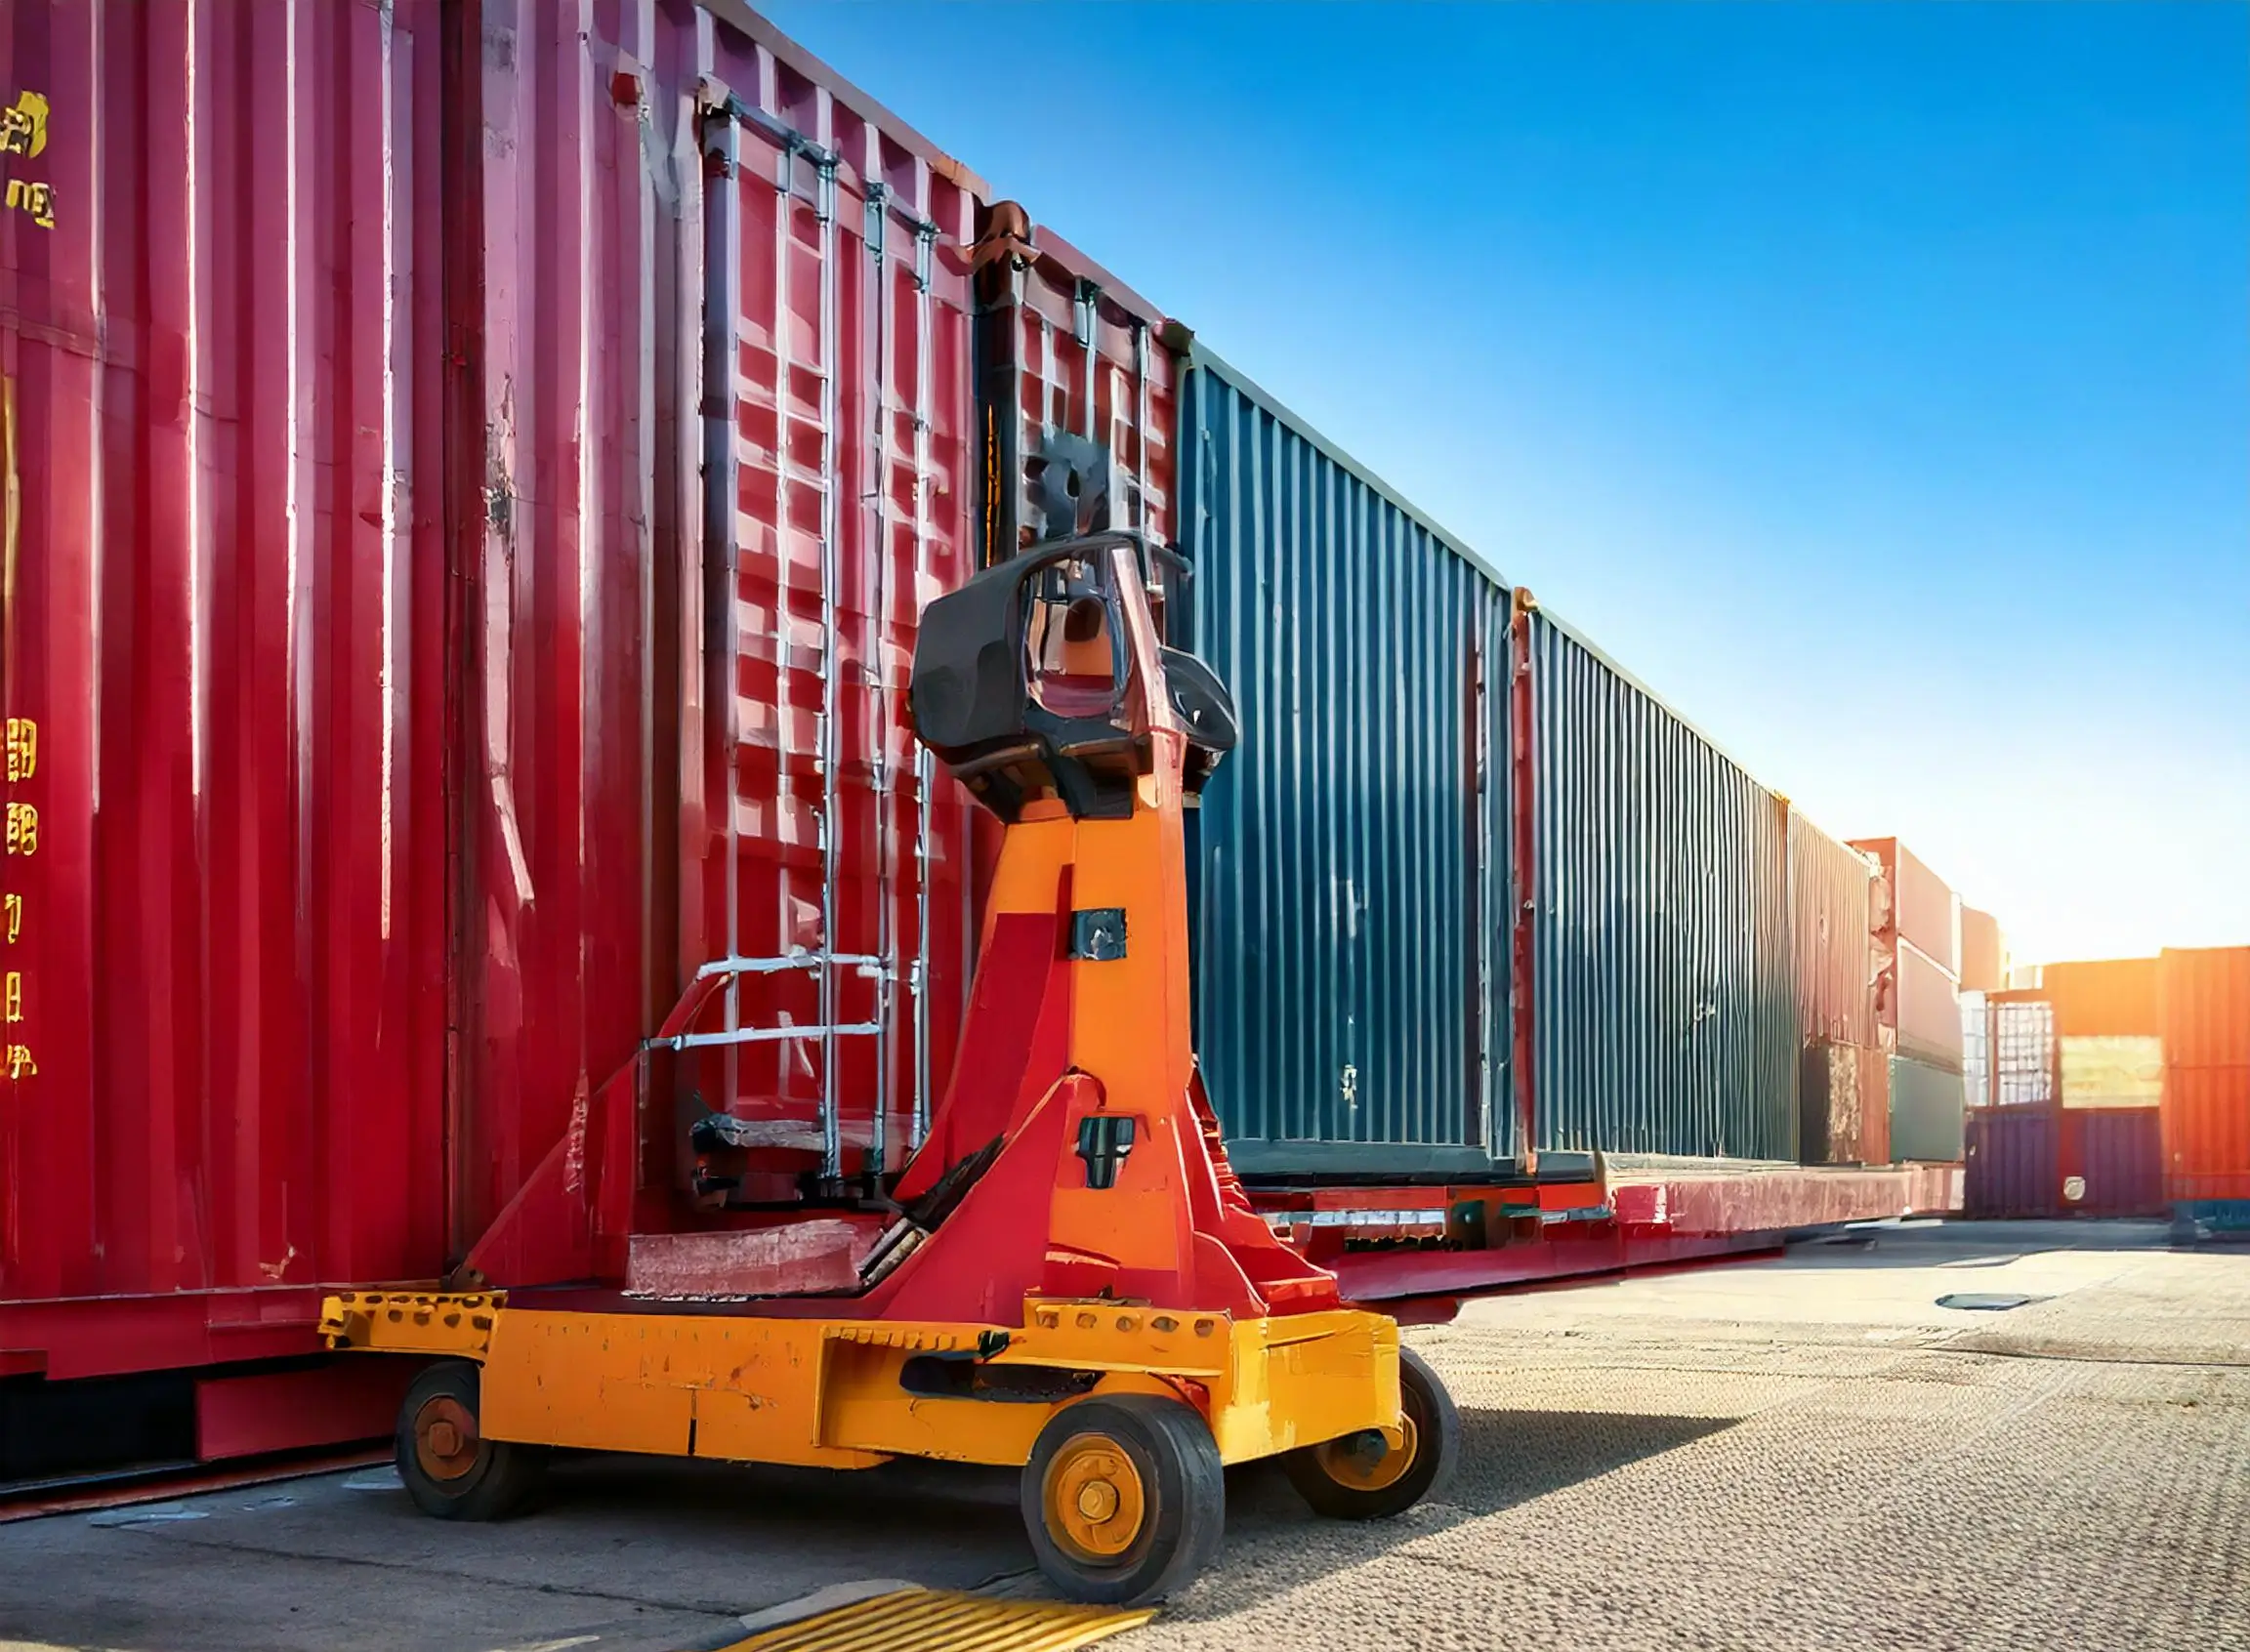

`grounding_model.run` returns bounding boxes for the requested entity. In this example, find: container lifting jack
[320,532,1460,1605]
